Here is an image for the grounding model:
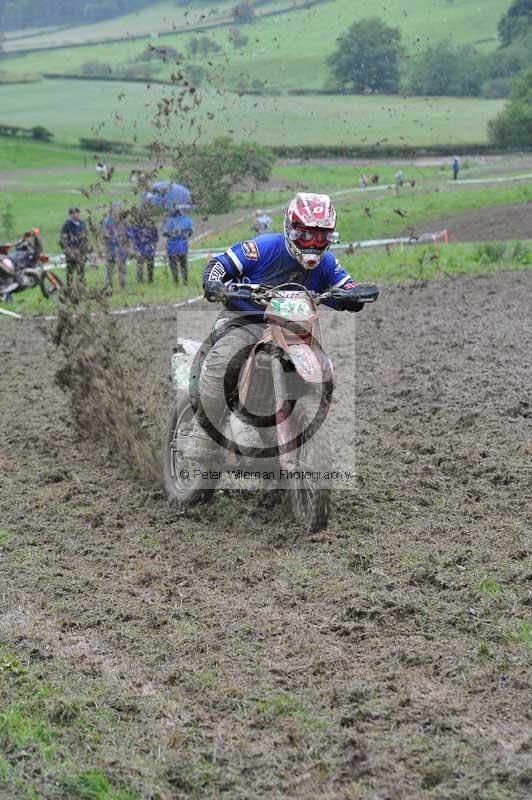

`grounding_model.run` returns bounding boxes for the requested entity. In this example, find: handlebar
[205,281,380,306]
